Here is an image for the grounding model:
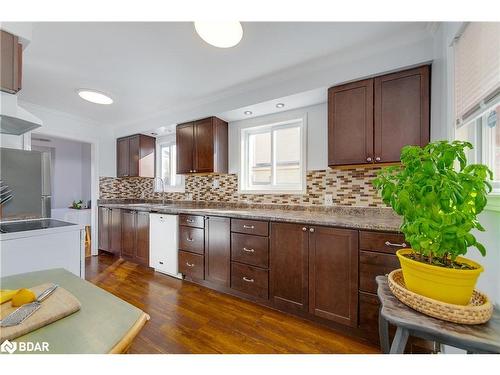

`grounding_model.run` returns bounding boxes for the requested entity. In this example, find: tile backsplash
[99,166,386,207]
